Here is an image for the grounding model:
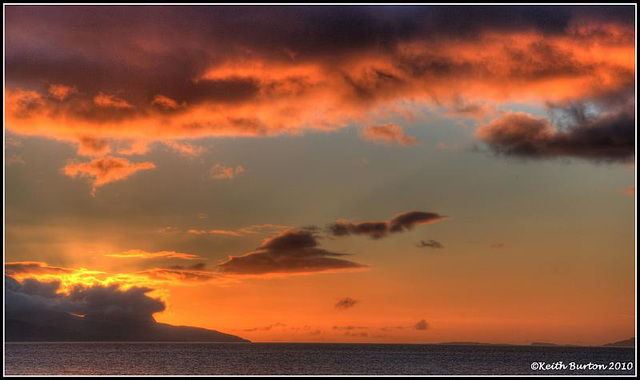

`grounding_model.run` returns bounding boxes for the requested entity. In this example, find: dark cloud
[19,278,62,298]
[5,277,73,327]
[414,319,429,330]
[330,220,389,239]
[260,229,318,250]
[335,297,359,310]
[389,211,445,232]
[6,7,633,70]
[6,276,165,324]
[417,239,444,249]
[476,101,635,163]
[166,262,208,271]
[329,211,447,239]
[380,320,430,331]
[218,230,367,275]
[5,276,248,342]
[5,261,73,276]
[67,284,165,323]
